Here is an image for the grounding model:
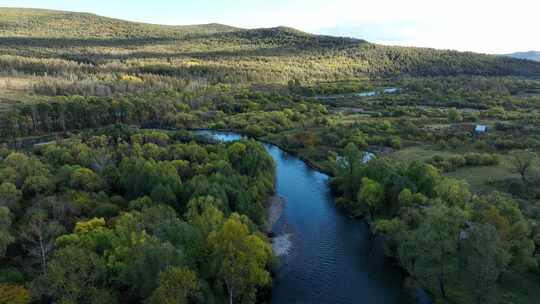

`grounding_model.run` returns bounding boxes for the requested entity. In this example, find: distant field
[447,164,514,193]
[392,145,455,162]
[392,145,515,193]
[0,76,36,91]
